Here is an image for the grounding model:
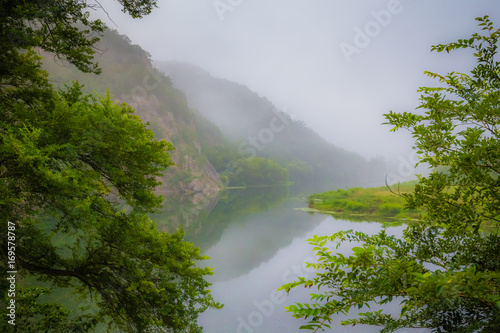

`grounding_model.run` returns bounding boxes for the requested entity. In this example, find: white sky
[94,0,500,162]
